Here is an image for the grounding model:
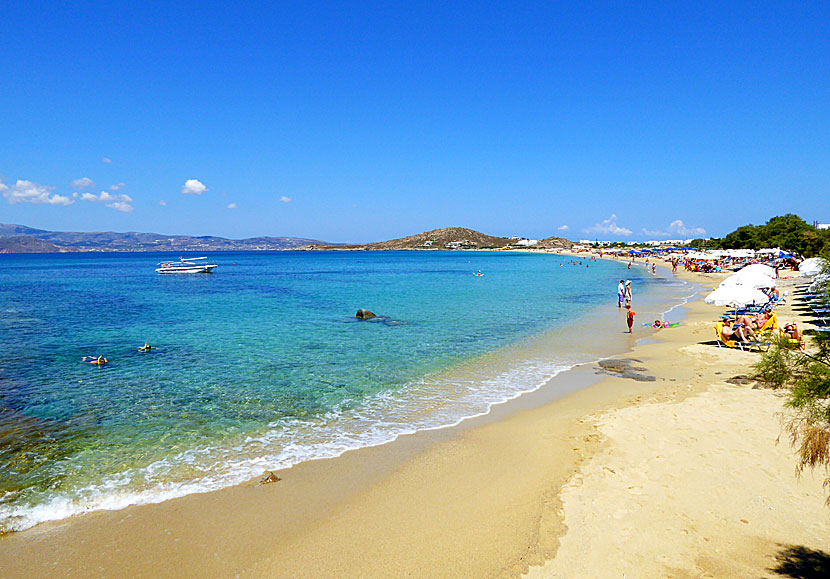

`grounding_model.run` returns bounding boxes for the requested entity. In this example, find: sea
[0,250,696,532]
